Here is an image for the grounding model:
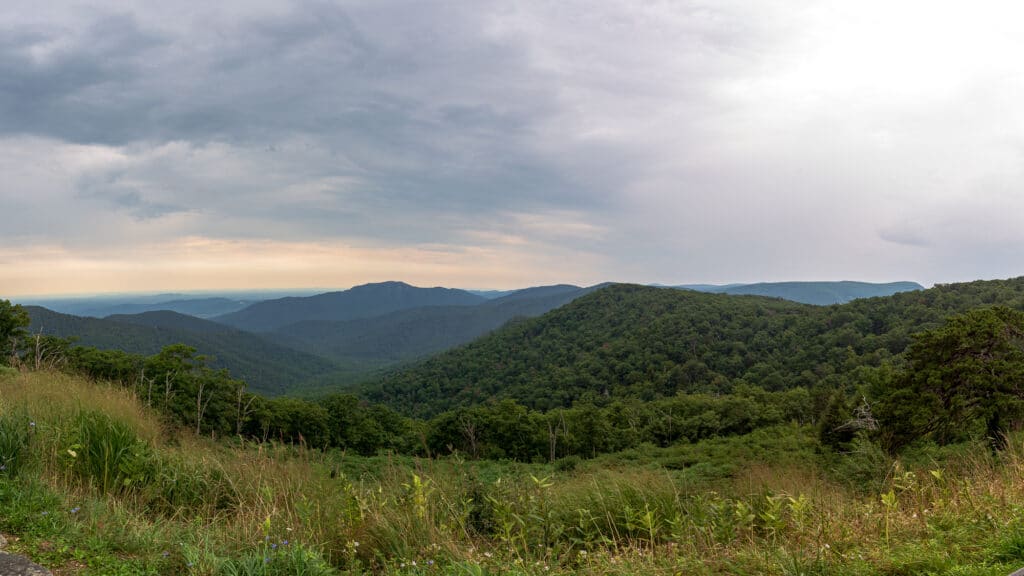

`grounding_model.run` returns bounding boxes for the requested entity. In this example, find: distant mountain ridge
[82,297,255,318]
[272,283,594,363]
[25,307,341,396]
[213,281,487,332]
[23,282,597,396]
[18,278,928,399]
[676,281,923,305]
